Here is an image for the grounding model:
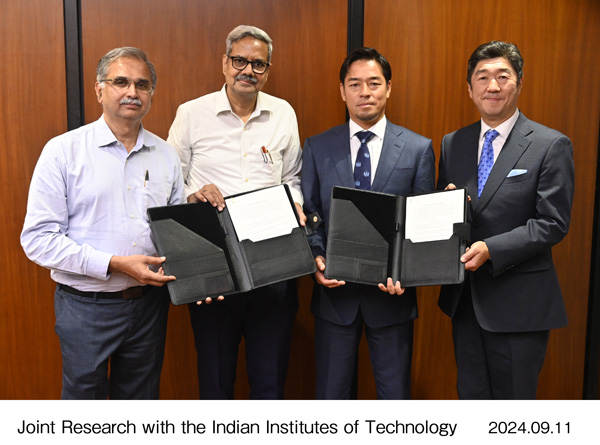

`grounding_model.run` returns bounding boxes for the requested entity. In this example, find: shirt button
[127,186,131,190]
[244,153,247,157]
[132,242,137,247]
[244,178,249,182]
[243,127,247,131]
[130,215,134,219]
